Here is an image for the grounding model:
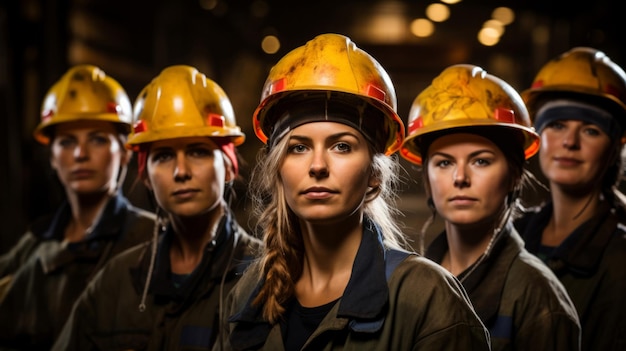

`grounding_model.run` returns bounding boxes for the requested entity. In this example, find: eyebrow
[152,141,216,151]
[430,148,496,159]
[289,131,361,142]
